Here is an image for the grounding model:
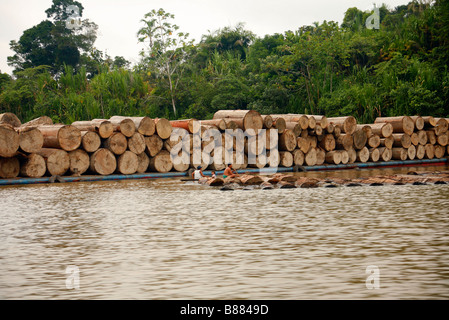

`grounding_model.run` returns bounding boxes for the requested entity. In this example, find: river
[1,165,448,299]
